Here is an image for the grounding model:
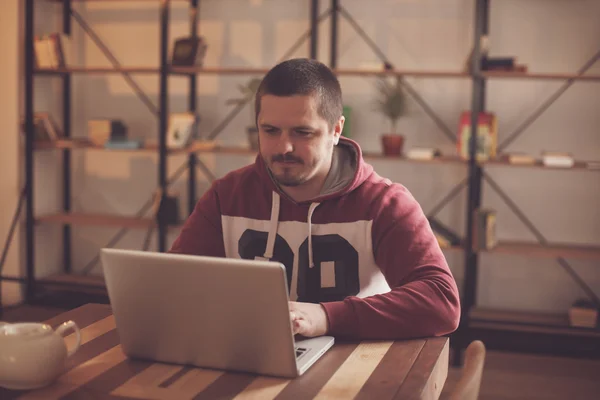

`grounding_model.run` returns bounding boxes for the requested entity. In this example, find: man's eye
[296,130,312,136]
